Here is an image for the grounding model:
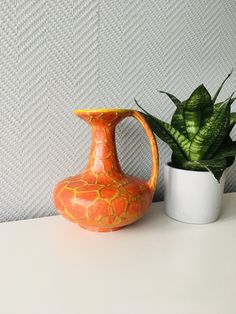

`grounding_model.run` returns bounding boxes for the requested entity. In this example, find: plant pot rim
[165,161,206,172]
[165,162,226,178]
